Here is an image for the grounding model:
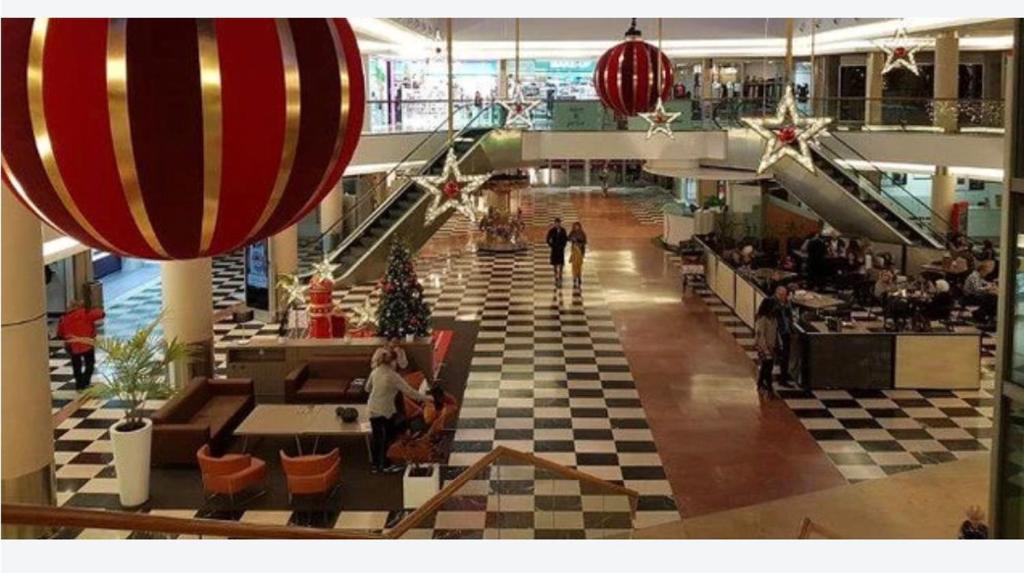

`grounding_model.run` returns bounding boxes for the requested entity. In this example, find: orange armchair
[196,444,266,504]
[279,448,342,503]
